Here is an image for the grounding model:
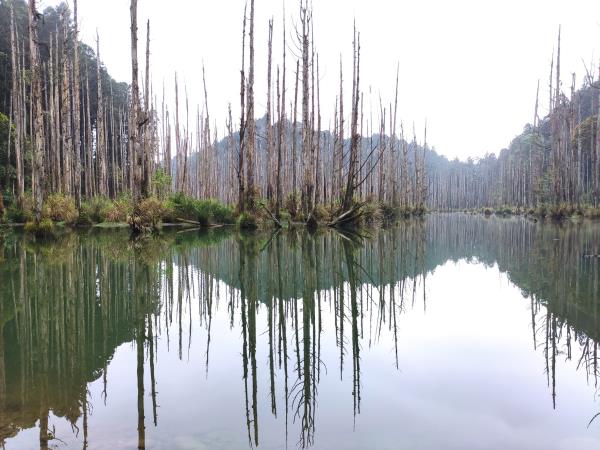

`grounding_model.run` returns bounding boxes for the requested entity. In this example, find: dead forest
[0,0,599,232]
